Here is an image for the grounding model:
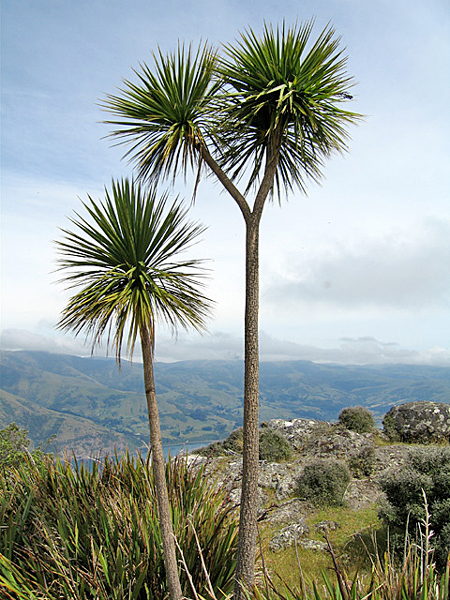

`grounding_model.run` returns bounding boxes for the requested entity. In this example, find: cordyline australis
[103,20,361,599]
